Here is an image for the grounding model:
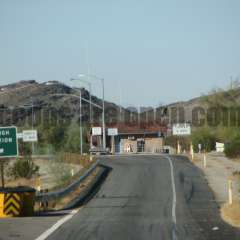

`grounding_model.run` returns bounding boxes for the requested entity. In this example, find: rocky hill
[0,80,122,127]
[1,80,238,128]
